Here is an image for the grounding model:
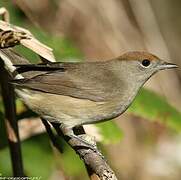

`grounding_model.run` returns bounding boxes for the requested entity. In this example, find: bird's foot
[59,124,104,159]
[68,134,104,159]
